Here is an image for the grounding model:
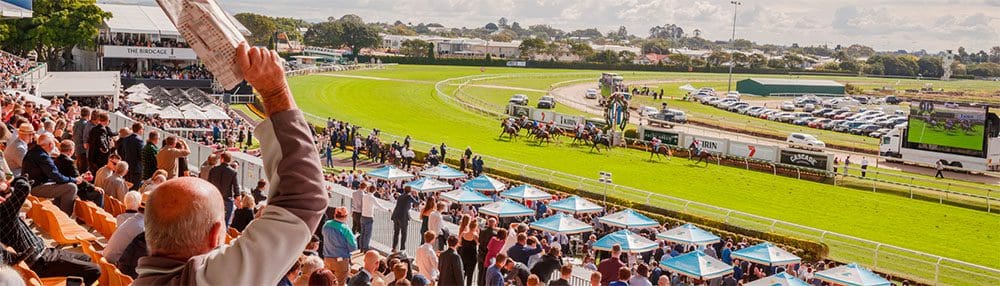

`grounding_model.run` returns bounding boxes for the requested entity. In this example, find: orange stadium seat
[13,260,68,286]
[37,204,97,245]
